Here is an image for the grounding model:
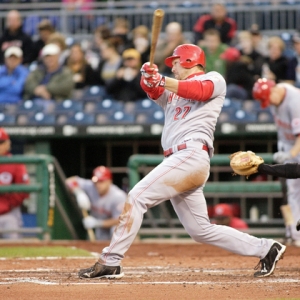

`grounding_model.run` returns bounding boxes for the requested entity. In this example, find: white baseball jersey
[155,71,226,156]
[271,83,300,153]
[270,83,300,241]
[76,177,126,240]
